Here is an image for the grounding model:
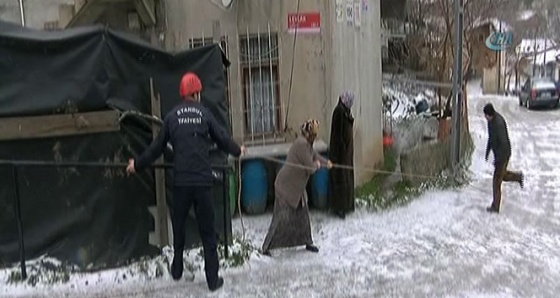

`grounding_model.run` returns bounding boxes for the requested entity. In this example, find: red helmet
[179,72,202,97]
